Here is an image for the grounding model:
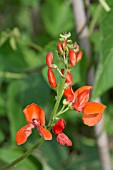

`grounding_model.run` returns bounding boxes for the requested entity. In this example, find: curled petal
[46,52,53,67]
[73,90,90,112]
[64,86,75,102]
[23,103,45,126]
[37,125,52,140]
[83,102,106,115]
[57,133,72,146]
[82,113,103,126]
[16,124,34,145]
[48,68,57,88]
[74,86,93,98]
[52,118,66,134]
